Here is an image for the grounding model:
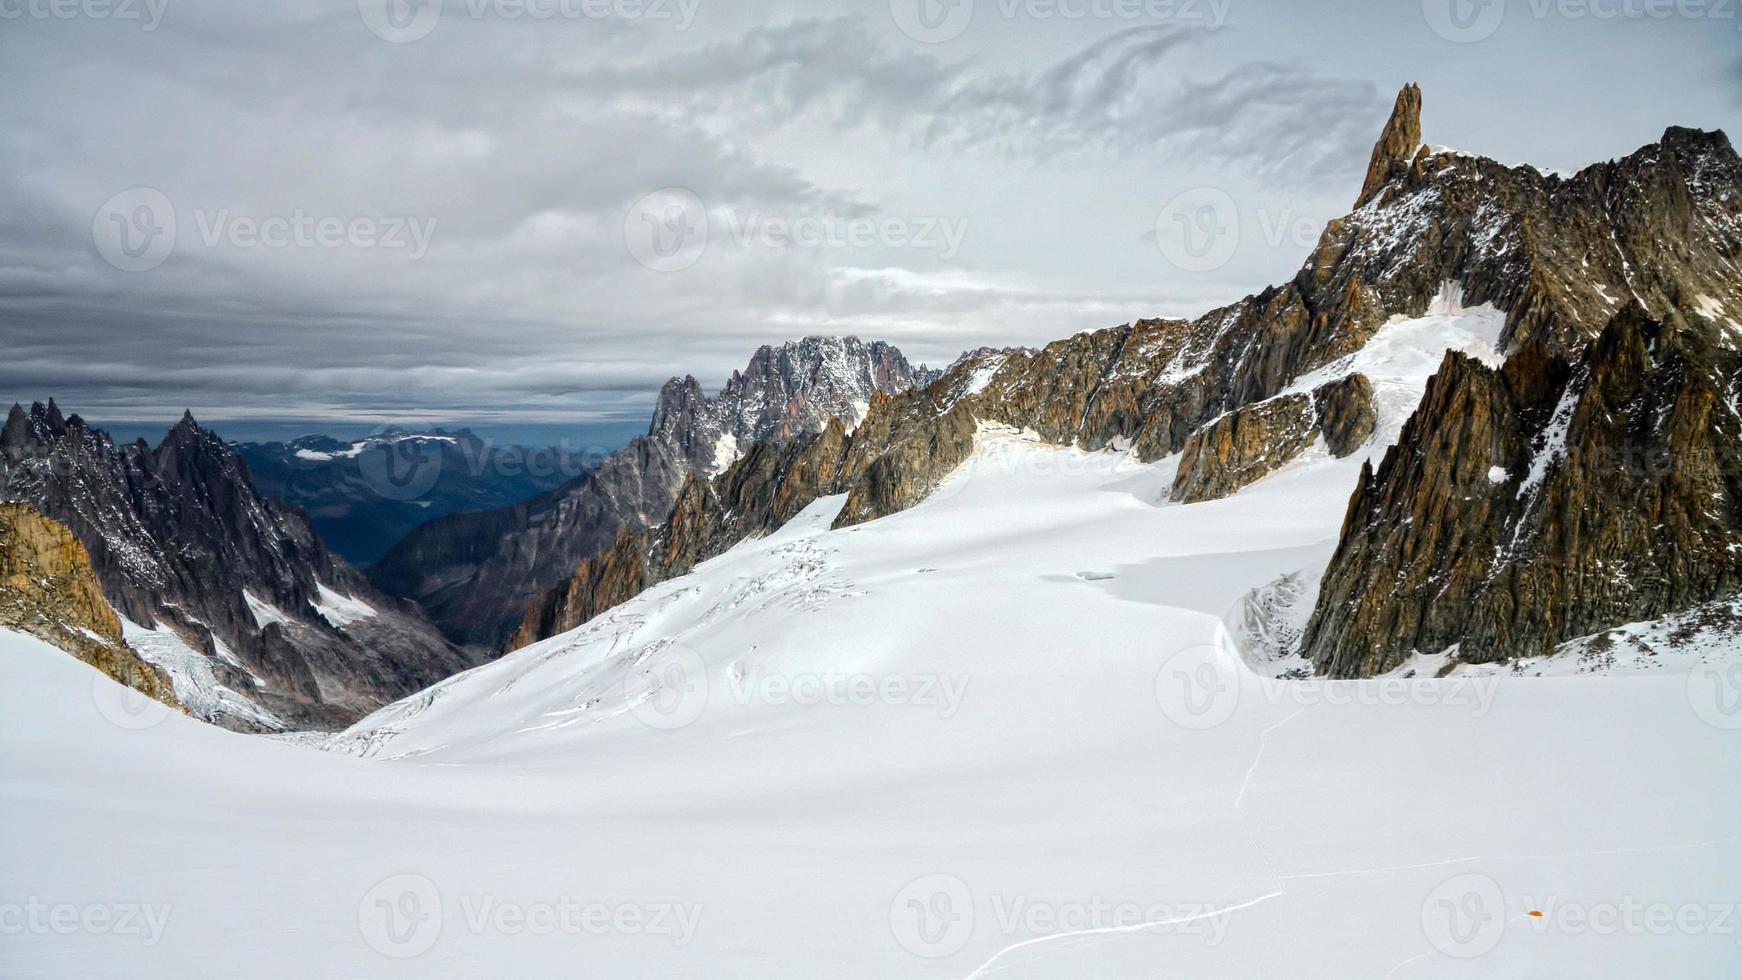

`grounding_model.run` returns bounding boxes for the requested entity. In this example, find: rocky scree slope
[0,403,477,730]
[511,87,1742,669]
[370,336,933,647]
